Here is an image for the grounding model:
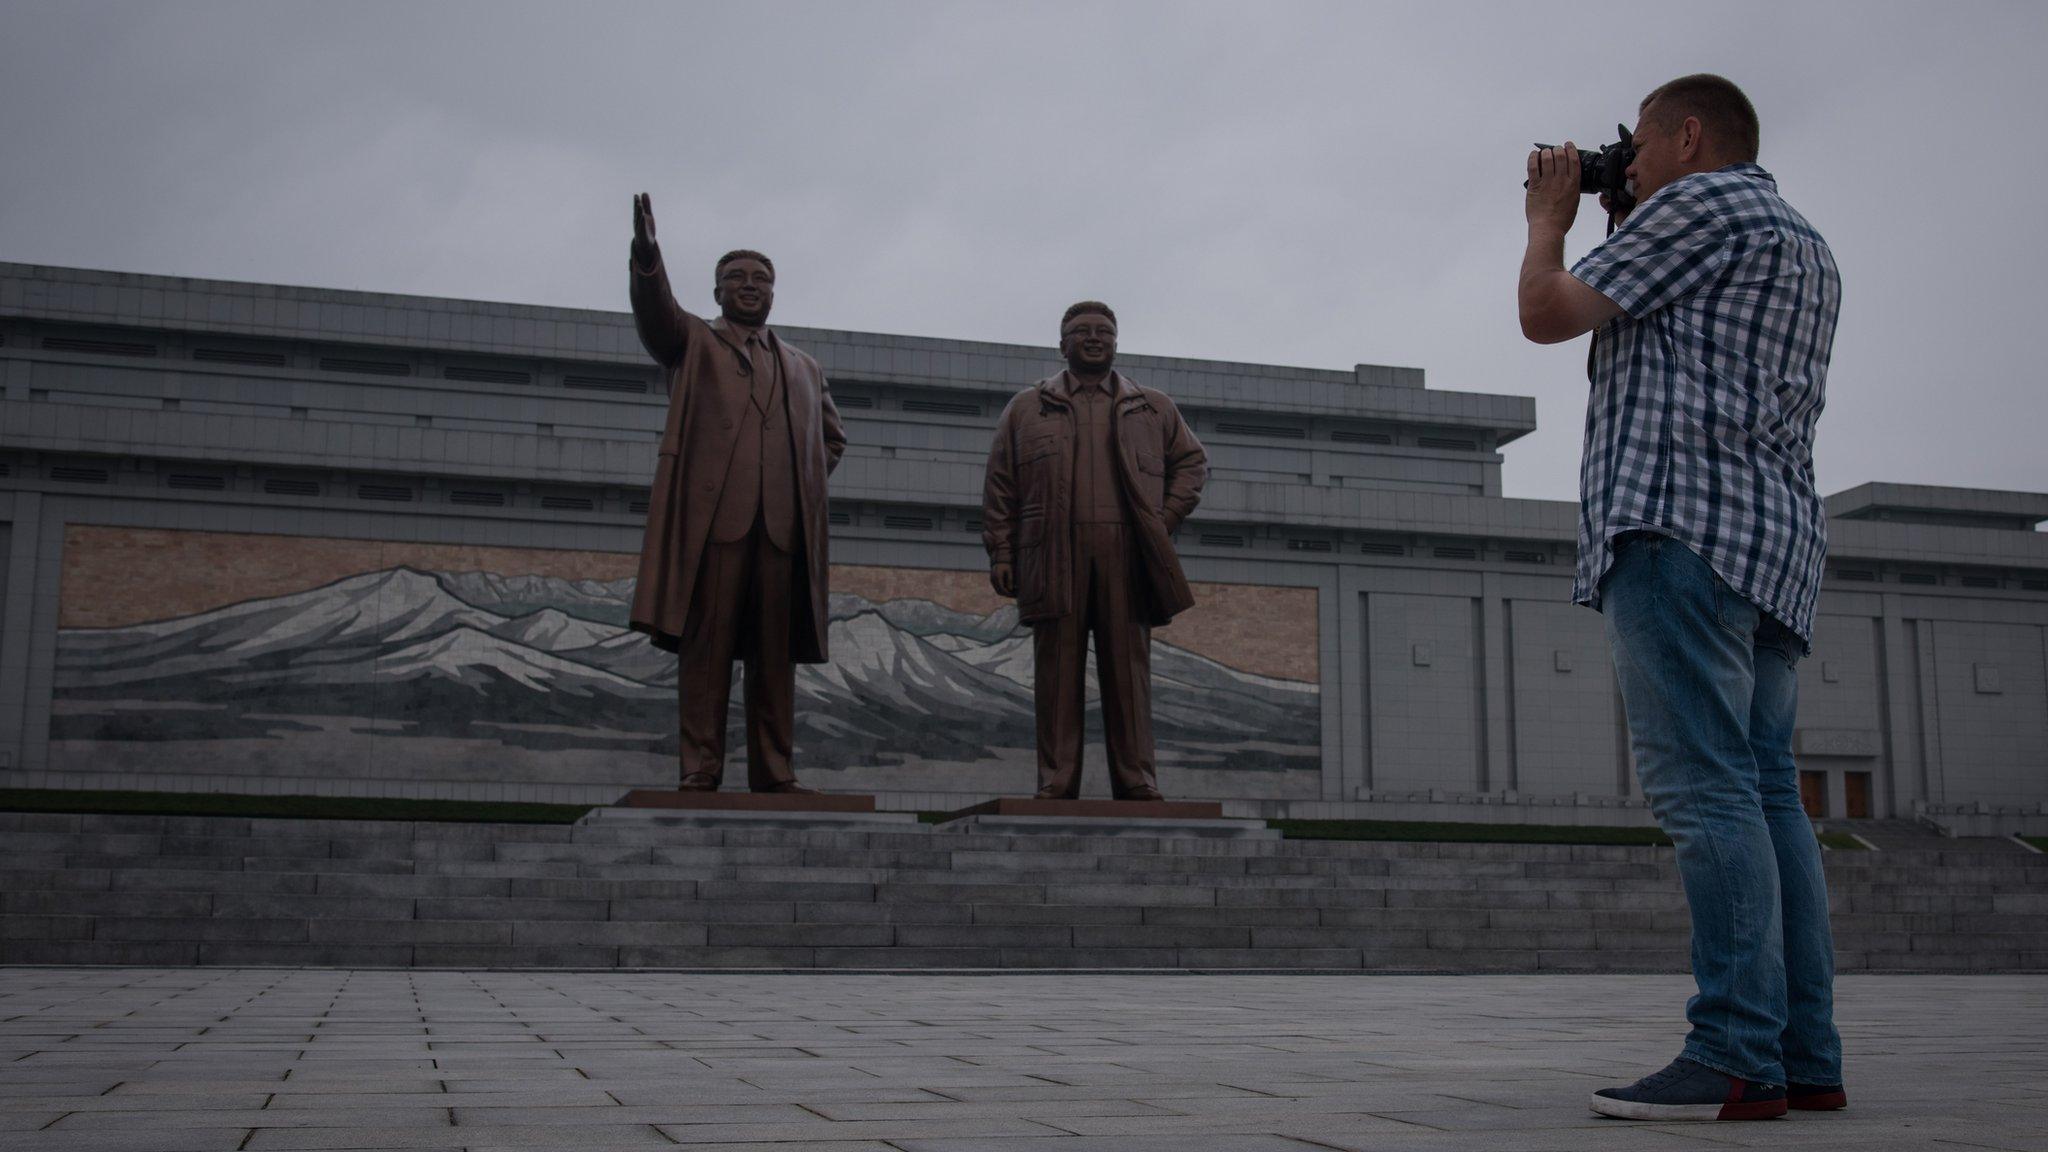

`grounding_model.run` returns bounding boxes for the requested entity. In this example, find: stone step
[6,808,2043,973]
[11,903,2019,943]
[6,907,2031,973]
[6,856,2038,916]
[7,849,2045,894]
[10,829,2044,871]
[10,810,2045,867]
